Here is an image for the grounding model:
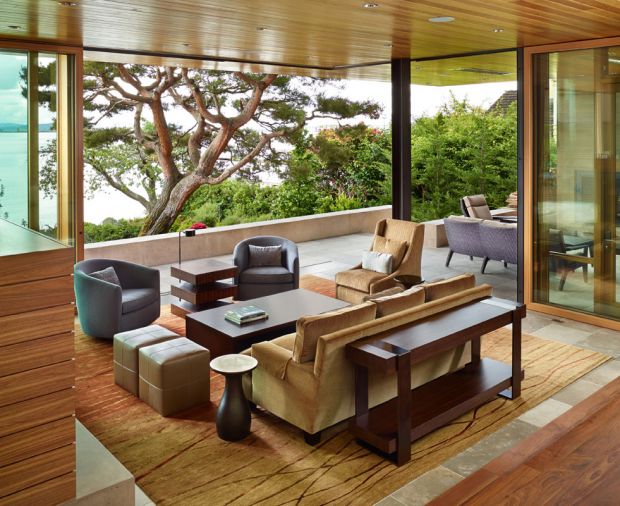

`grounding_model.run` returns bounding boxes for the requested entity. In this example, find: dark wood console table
[171,259,238,317]
[346,297,525,466]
